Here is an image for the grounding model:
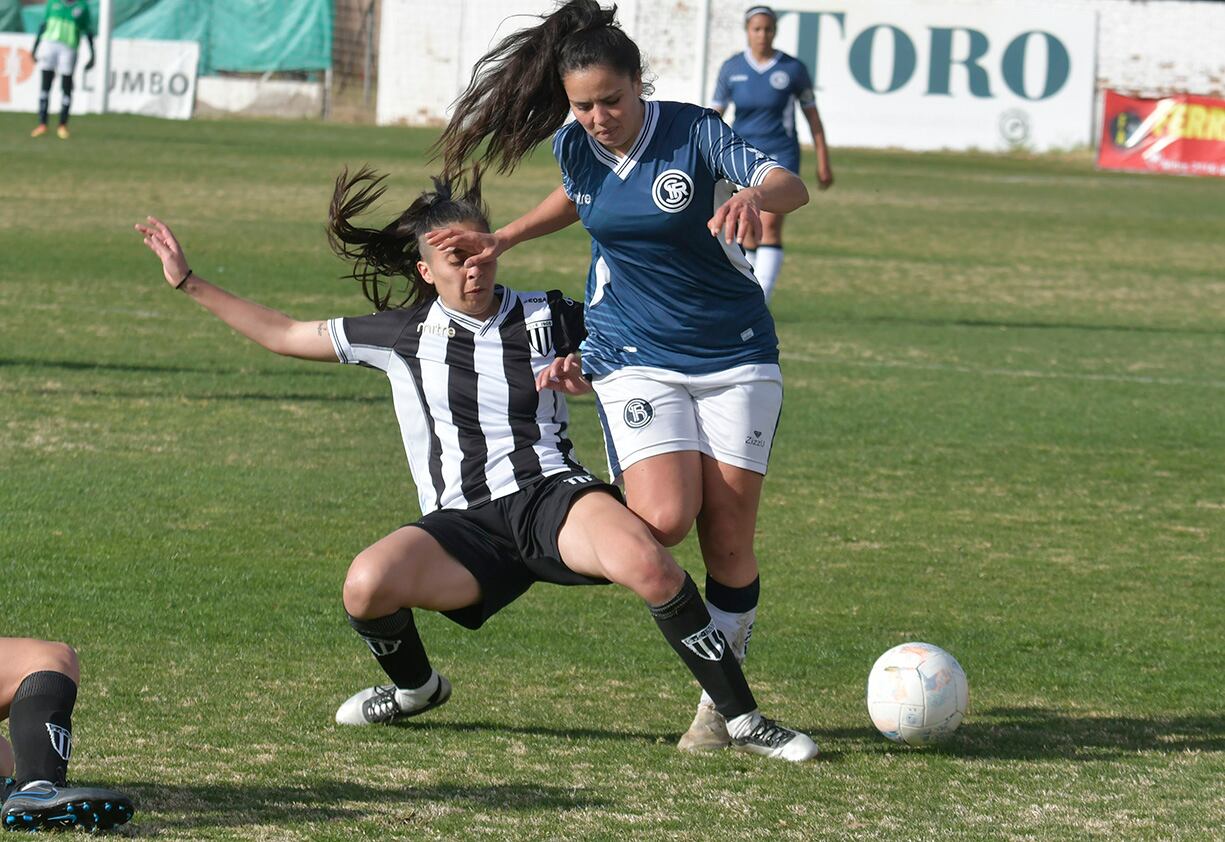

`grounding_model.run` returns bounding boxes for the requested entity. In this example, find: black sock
[649,573,756,720]
[58,75,73,126]
[9,671,77,788]
[347,609,433,690]
[38,69,53,124]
